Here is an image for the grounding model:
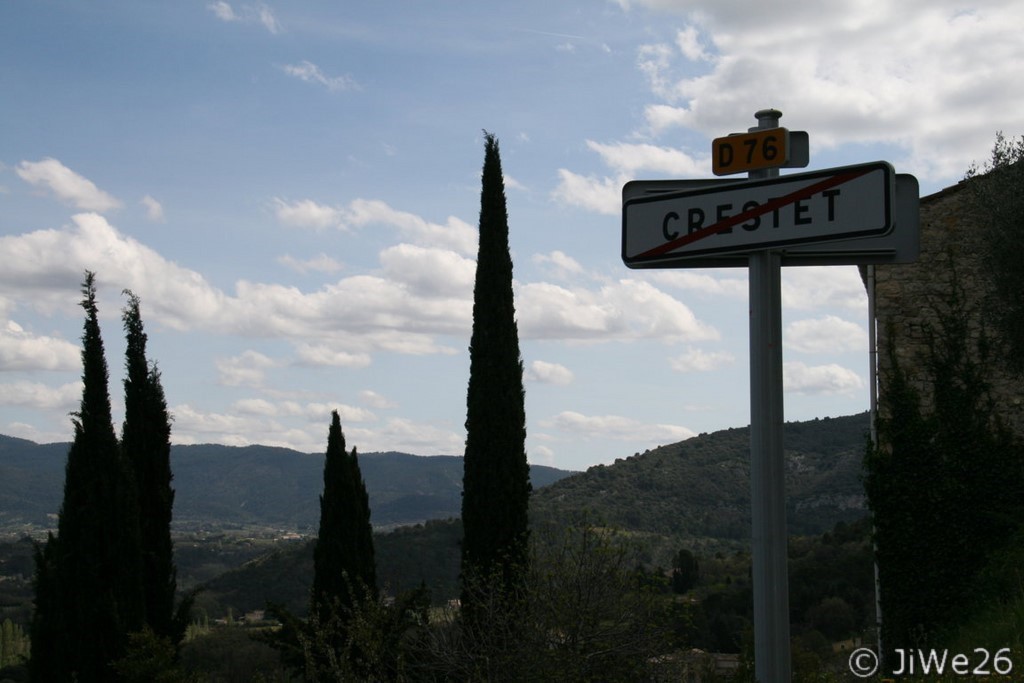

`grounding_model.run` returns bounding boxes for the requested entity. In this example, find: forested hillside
[531,413,869,559]
[188,413,872,616]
